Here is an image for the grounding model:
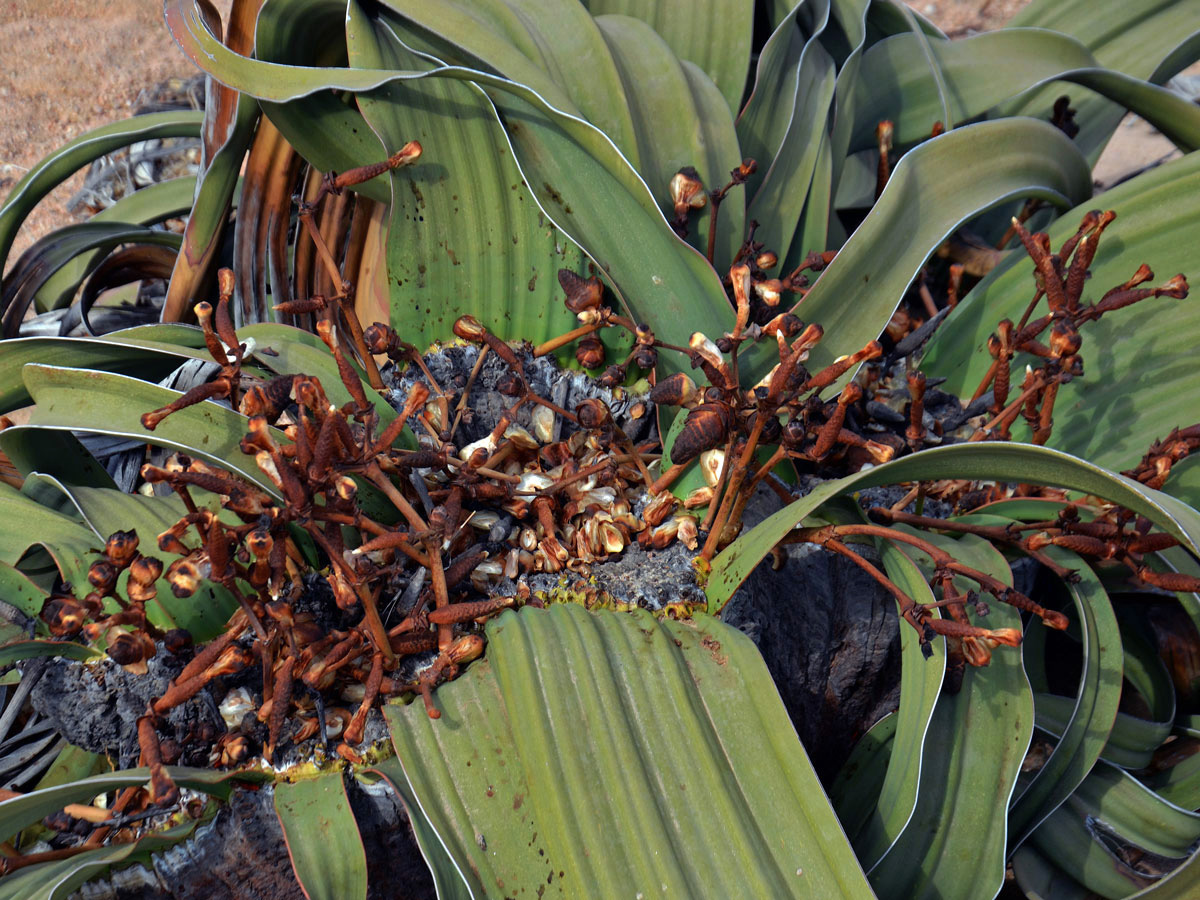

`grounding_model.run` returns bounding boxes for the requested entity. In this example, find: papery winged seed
[643,491,678,527]
[518,472,555,493]
[674,515,699,550]
[581,487,617,508]
[504,424,538,450]
[426,403,445,431]
[700,449,725,488]
[520,528,539,551]
[531,405,556,443]
[468,510,500,530]
[219,687,255,729]
[599,522,625,554]
[470,559,504,593]
[460,434,498,460]
[649,519,681,549]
